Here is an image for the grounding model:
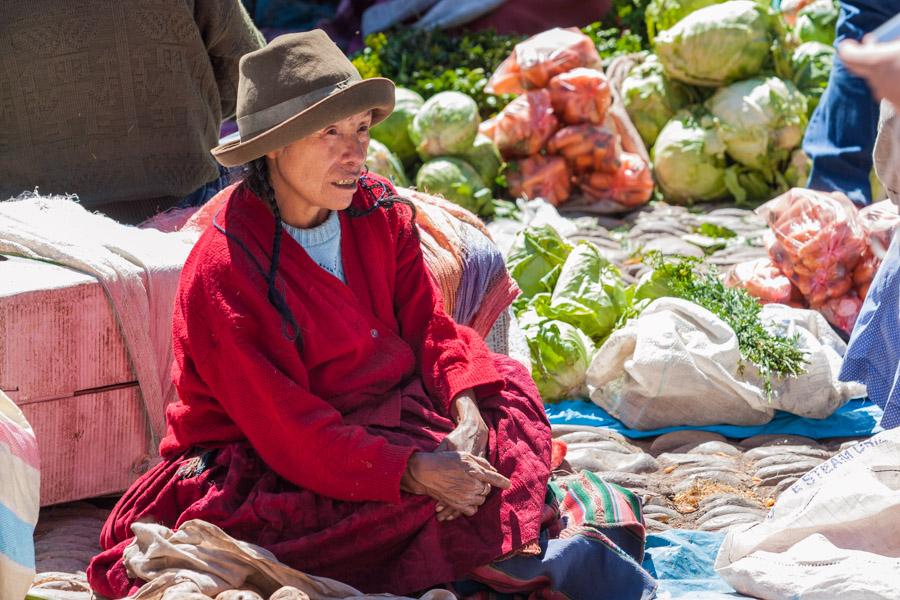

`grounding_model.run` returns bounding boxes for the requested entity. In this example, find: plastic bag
[816,292,864,334]
[507,155,572,206]
[724,257,805,307]
[486,28,603,95]
[578,152,654,208]
[548,67,612,125]
[858,199,900,259]
[757,188,866,307]
[546,124,619,174]
[493,90,559,159]
[478,115,497,140]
